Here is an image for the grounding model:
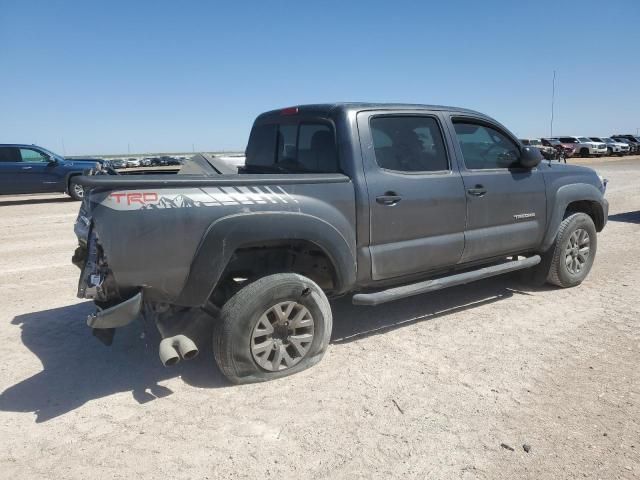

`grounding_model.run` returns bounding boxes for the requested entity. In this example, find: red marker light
[280,107,298,116]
